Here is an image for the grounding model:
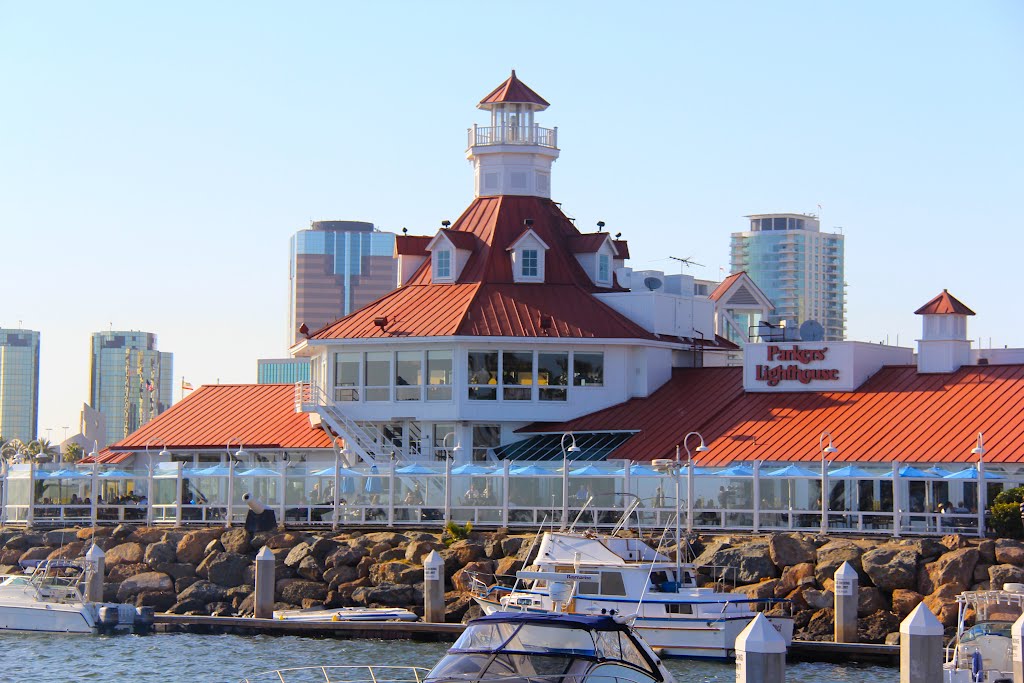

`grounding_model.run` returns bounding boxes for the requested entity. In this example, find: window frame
[434,248,453,281]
